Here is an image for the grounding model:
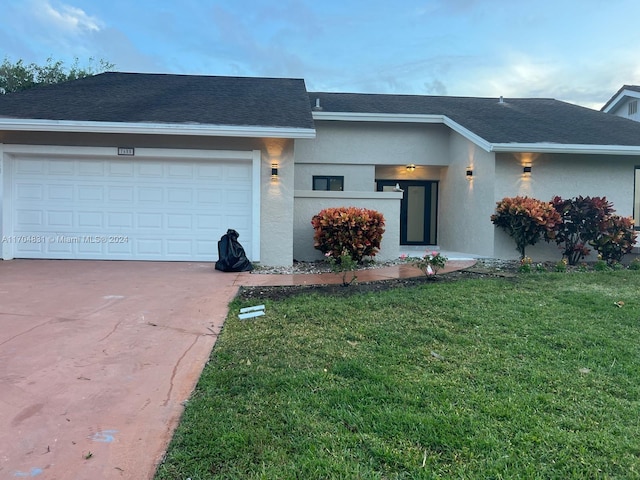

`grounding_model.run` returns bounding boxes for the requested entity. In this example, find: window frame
[629,100,638,116]
[312,175,344,191]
